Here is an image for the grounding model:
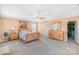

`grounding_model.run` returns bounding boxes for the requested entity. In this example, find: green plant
[3,32,8,37]
[3,32,9,42]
